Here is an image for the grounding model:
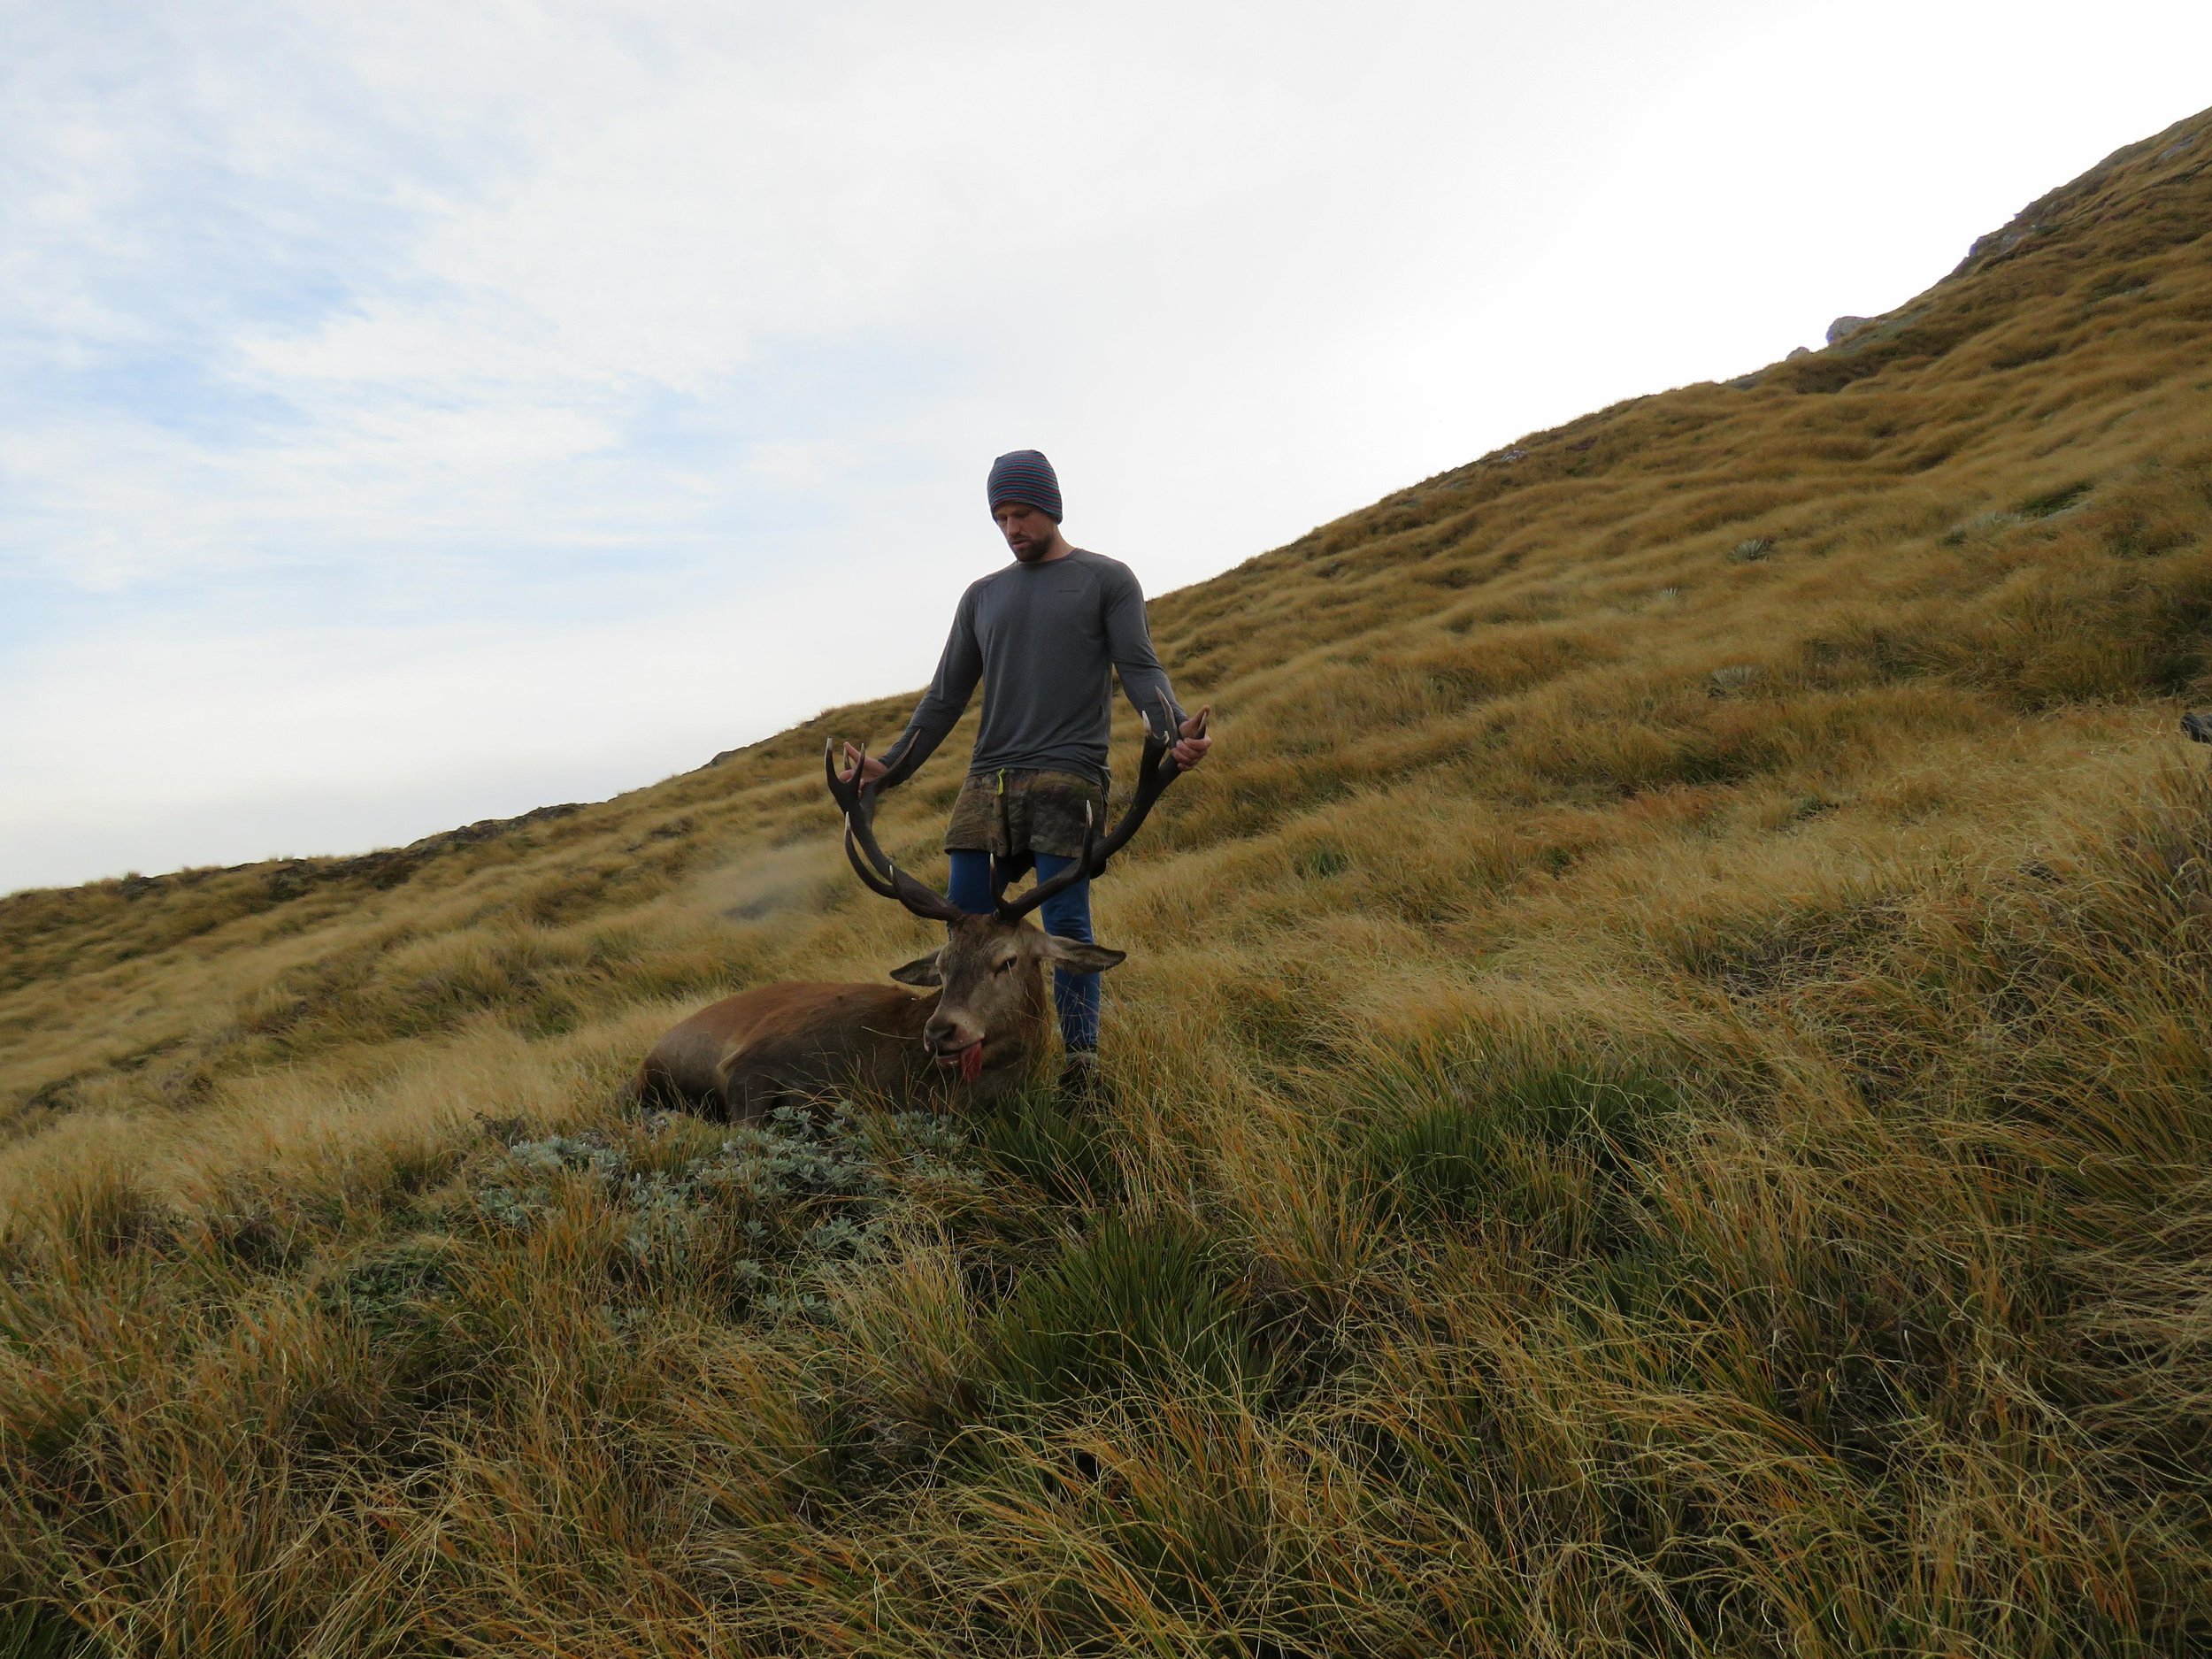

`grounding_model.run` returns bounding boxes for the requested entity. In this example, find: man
[841,449,1211,1100]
